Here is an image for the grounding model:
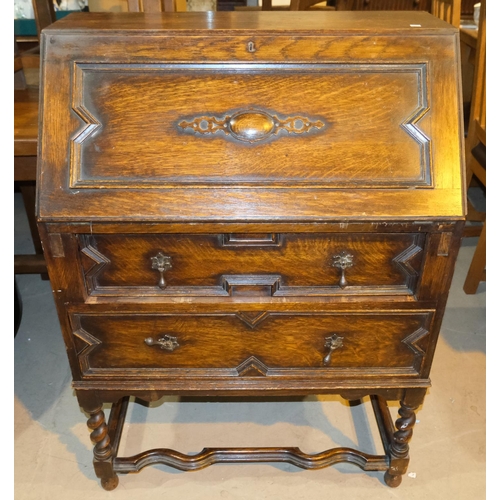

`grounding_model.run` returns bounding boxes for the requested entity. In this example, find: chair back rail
[127,0,187,11]
[431,0,461,27]
[463,0,486,294]
[32,0,56,39]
